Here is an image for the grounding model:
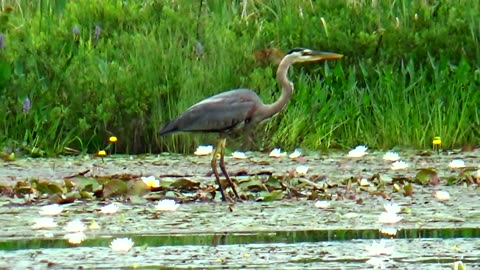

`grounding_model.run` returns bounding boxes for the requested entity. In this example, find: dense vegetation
[0,0,478,155]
